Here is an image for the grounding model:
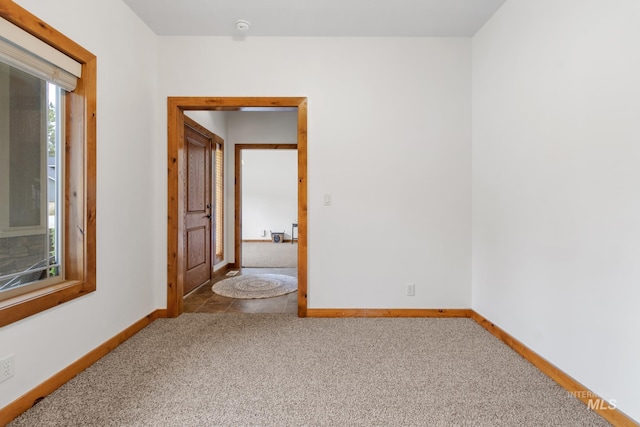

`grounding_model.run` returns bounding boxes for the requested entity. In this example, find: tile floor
[183,267,298,314]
